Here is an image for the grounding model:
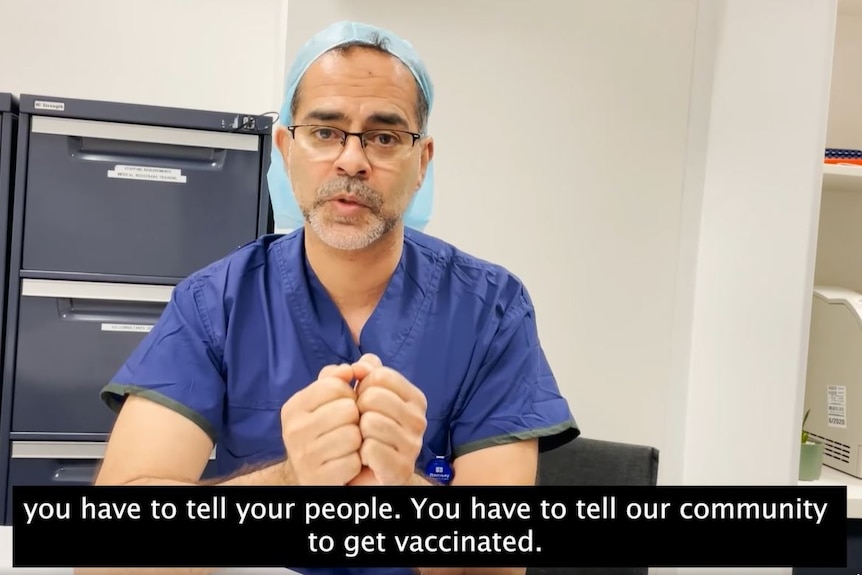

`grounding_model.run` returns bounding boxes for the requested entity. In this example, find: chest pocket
[224,340,320,410]
[220,404,283,461]
[220,357,316,460]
